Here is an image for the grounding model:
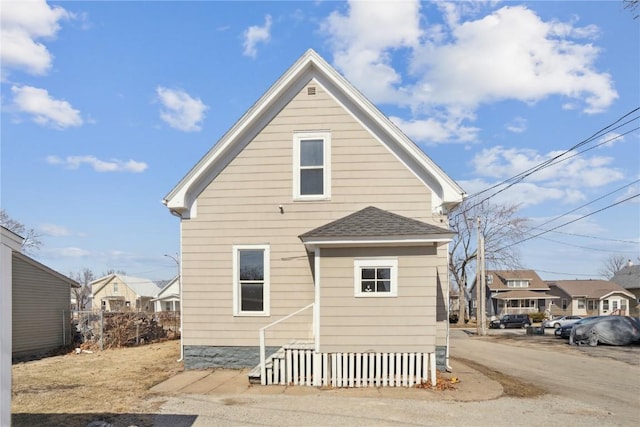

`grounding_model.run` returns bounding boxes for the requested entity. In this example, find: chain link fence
[71,311,180,350]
